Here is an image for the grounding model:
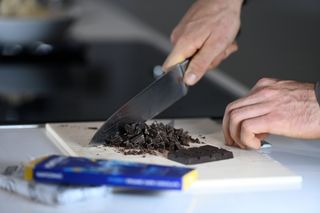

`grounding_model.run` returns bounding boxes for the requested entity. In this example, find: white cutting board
[45,119,302,192]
